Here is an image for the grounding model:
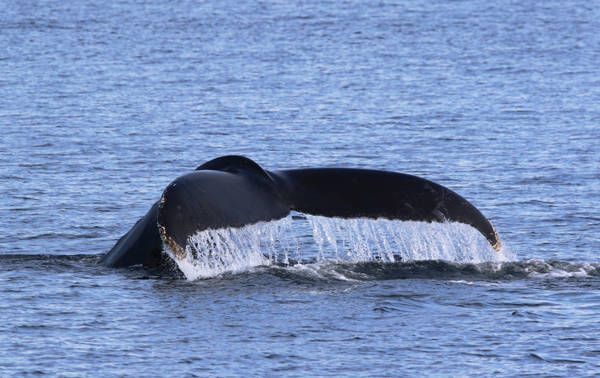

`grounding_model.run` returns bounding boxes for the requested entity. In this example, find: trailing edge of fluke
[100,155,501,268]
